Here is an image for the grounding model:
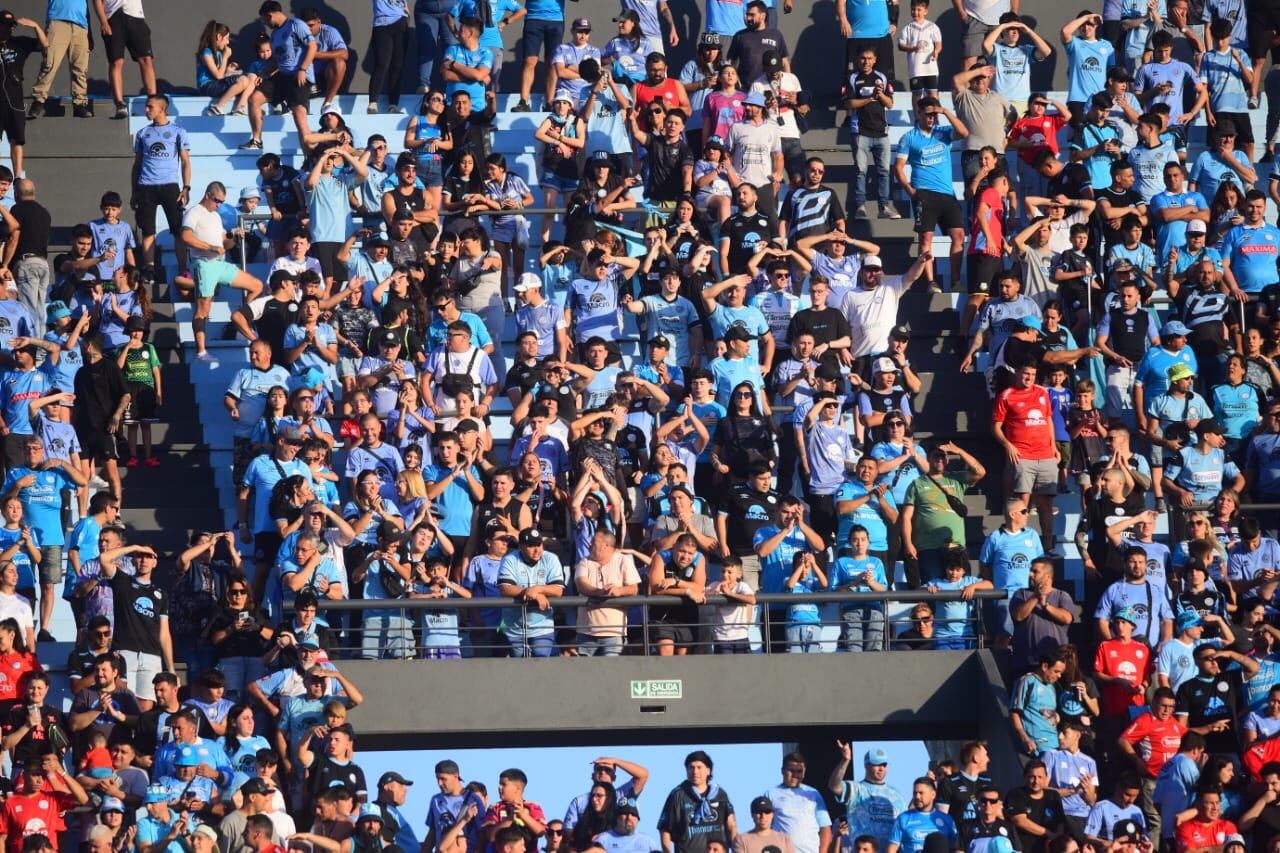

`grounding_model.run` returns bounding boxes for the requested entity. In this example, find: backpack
[377,557,411,599]
[439,348,481,400]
